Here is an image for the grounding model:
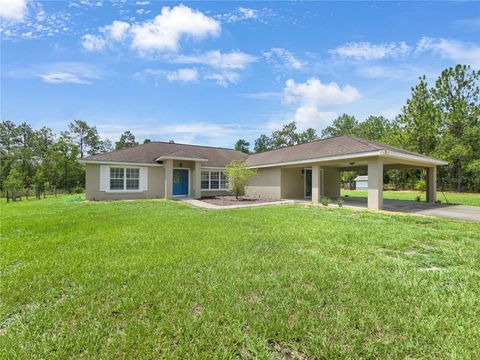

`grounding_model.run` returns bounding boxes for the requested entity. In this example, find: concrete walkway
[179,198,297,210]
[180,197,479,222]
